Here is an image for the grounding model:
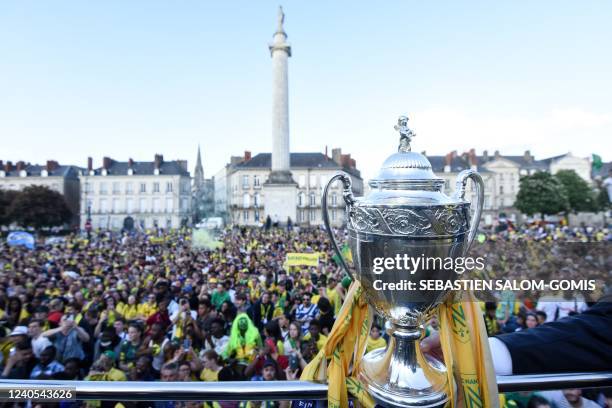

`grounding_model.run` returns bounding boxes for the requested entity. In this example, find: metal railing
[0,372,610,401]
